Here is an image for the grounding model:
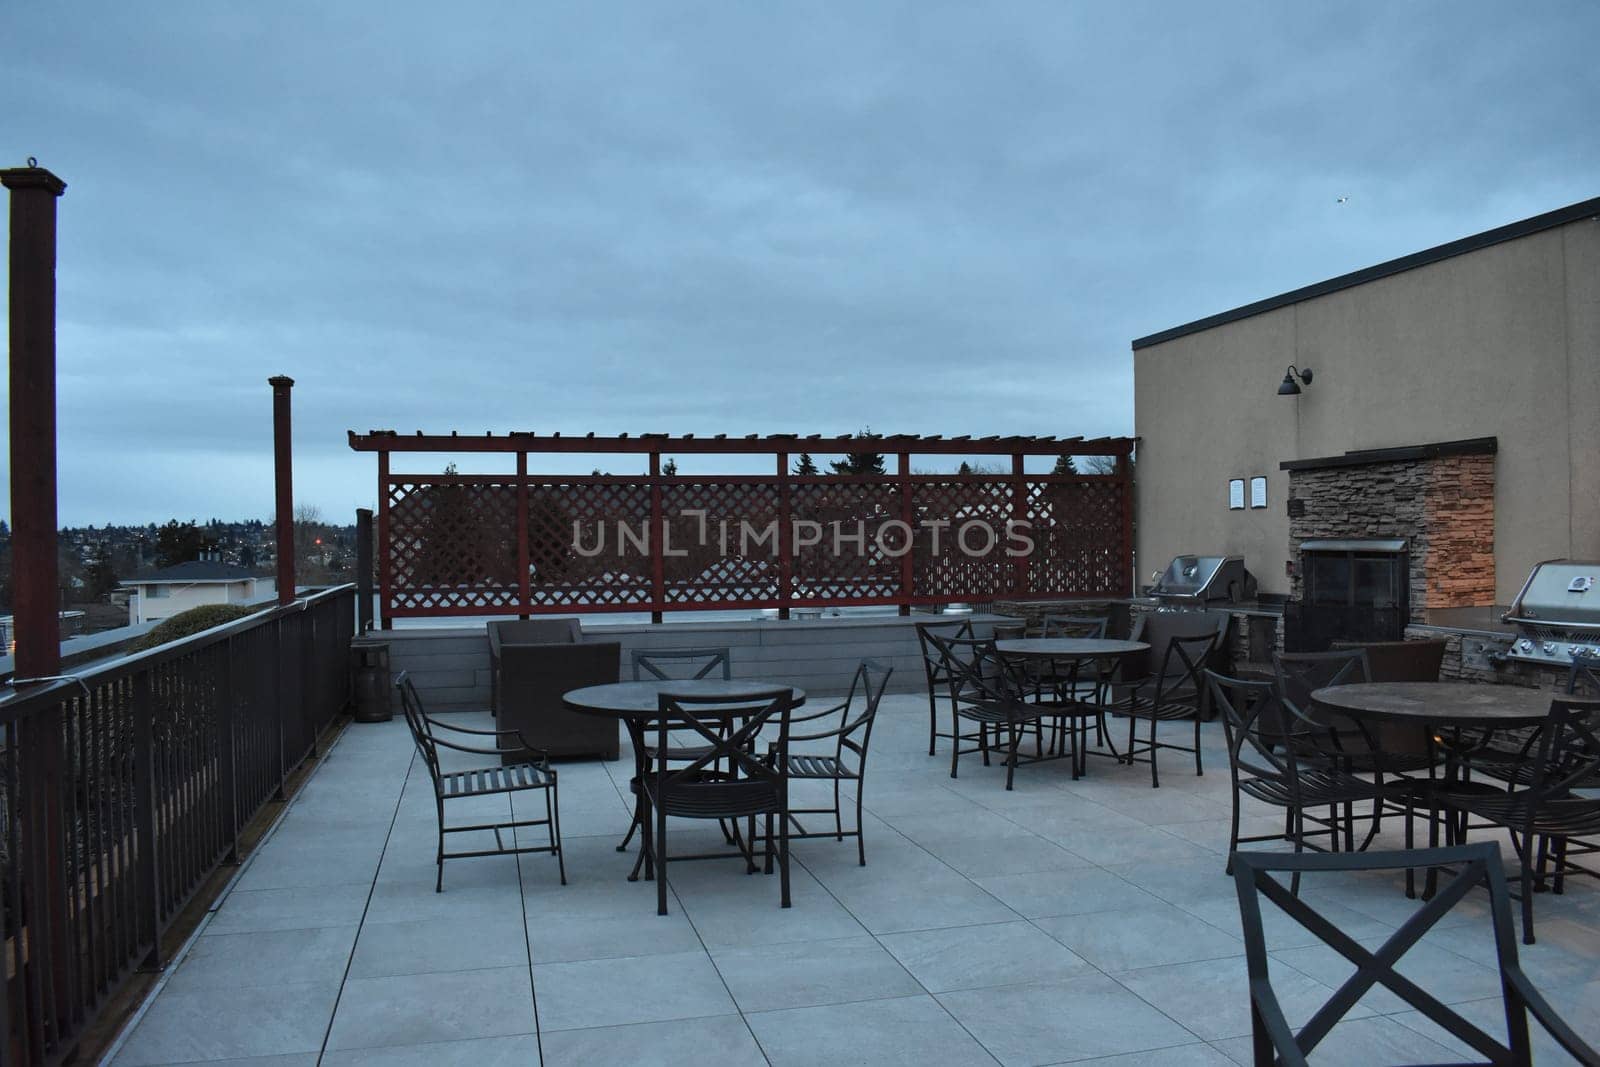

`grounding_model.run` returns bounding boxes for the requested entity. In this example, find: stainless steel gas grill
[1148,555,1257,610]
[1502,559,1600,665]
